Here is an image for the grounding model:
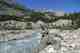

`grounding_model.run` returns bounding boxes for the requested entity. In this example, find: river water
[0,32,41,53]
